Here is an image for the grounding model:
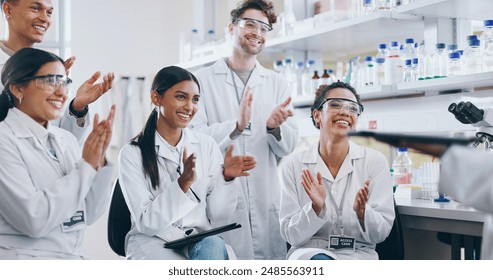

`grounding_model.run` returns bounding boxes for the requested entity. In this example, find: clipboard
[347,130,473,146]
[163,223,241,249]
